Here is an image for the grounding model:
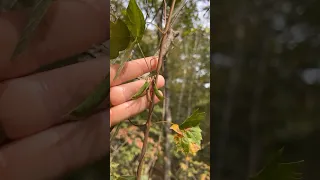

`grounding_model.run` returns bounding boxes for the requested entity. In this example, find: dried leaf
[189,142,201,154]
[173,126,202,155]
[170,124,182,135]
[171,109,205,155]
